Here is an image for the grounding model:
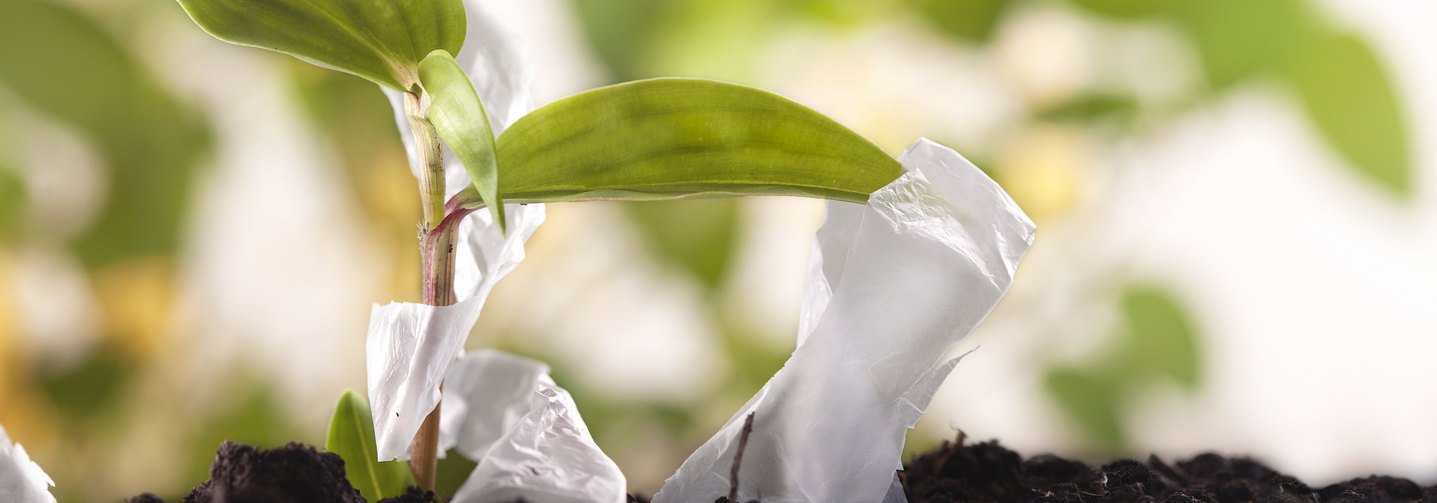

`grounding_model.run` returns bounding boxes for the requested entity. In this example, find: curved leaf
[465,78,901,206]
[326,390,413,501]
[1284,33,1412,197]
[175,0,465,90]
[419,49,504,230]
